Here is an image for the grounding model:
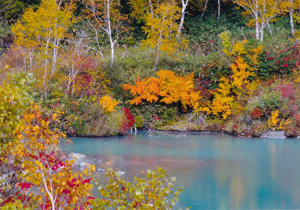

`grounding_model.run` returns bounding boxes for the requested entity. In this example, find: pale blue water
[62,132,300,209]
